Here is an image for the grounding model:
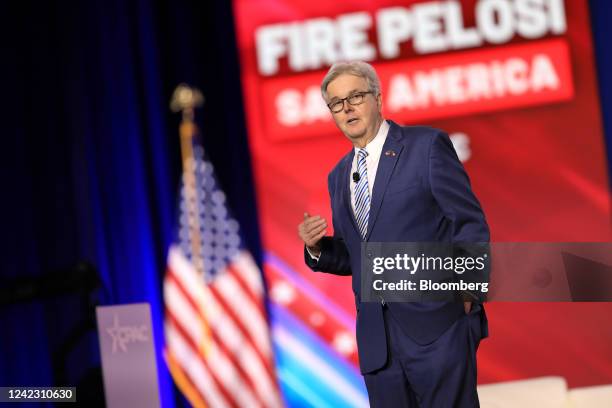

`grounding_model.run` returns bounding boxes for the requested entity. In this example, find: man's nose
[343,100,354,113]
